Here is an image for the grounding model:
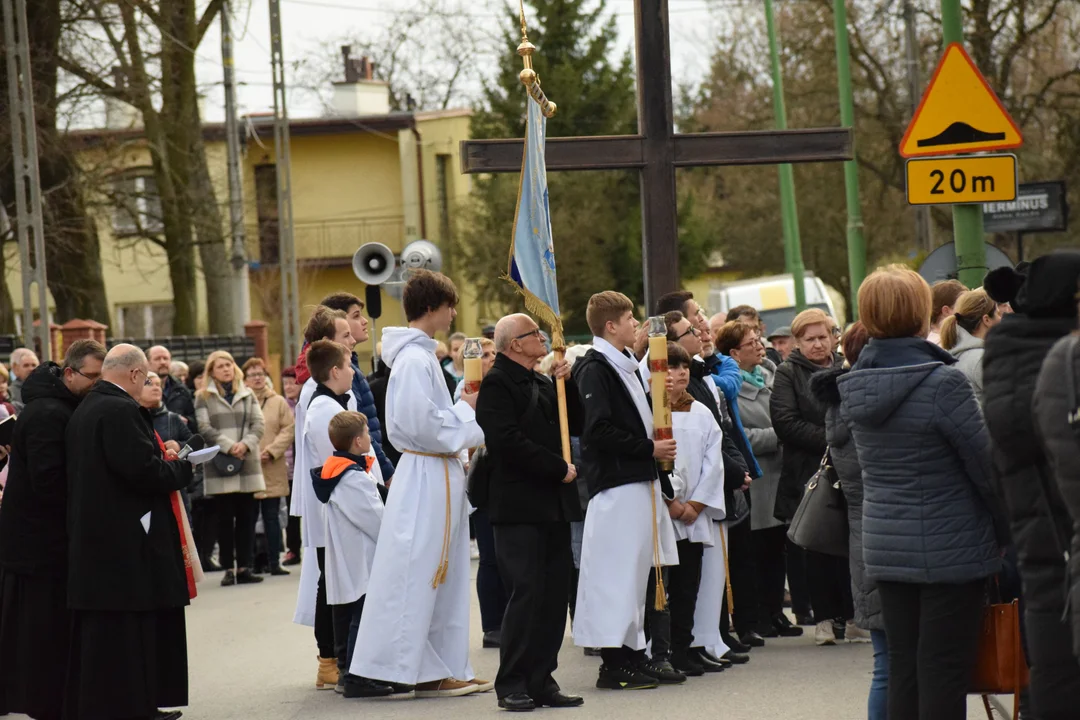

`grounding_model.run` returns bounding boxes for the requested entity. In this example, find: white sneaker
[845,620,872,643]
[470,539,480,560]
[815,620,837,646]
